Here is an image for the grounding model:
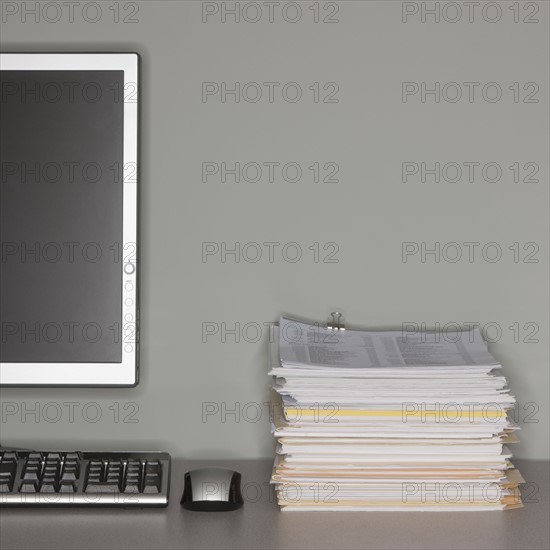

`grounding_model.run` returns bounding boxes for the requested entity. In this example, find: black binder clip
[327,311,345,332]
